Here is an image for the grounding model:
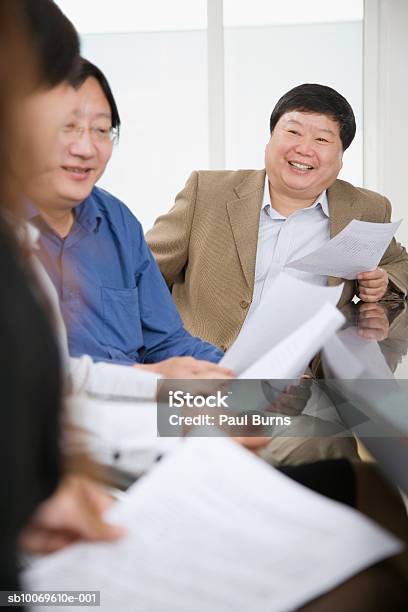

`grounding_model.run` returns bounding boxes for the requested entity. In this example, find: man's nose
[294,136,315,157]
[68,130,97,158]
